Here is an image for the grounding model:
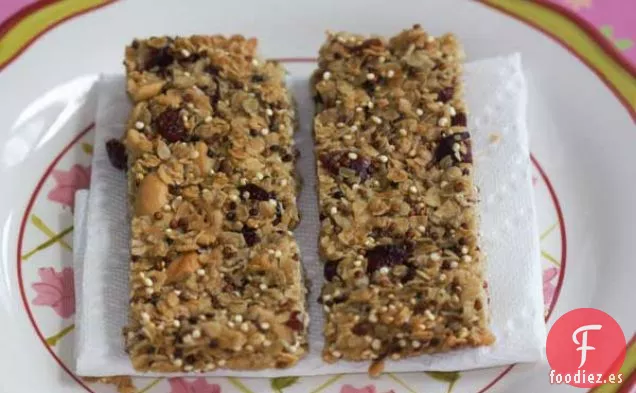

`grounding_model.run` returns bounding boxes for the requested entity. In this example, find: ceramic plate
[0,0,634,392]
